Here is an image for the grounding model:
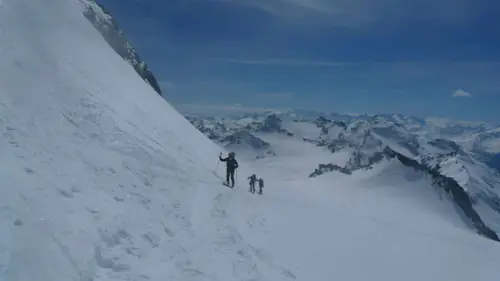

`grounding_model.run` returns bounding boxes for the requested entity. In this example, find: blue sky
[97,0,500,122]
